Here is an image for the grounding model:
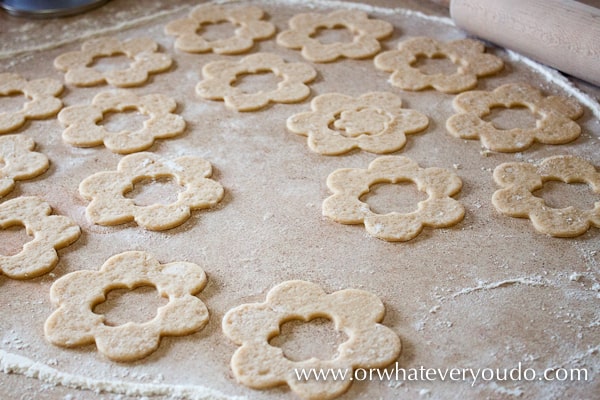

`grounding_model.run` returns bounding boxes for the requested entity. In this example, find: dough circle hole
[100,108,149,133]
[484,105,538,131]
[412,54,457,75]
[91,53,132,73]
[269,317,348,362]
[93,285,168,327]
[0,91,27,113]
[0,223,31,257]
[233,70,281,94]
[125,176,184,207]
[361,181,427,214]
[310,25,355,44]
[197,20,237,41]
[533,179,598,210]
